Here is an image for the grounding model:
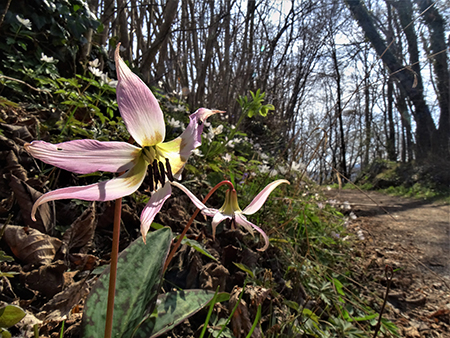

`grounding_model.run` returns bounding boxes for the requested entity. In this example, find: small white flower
[258,165,270,174]
[40,53,54,63]
[89,66,103,78]
[192,149,203,157]
[226,140,235,148]
[260,153,269,160]
[222,153,232,162]
[206,129,215,142]
[16,15,32,30]
[99,73,118,88]
[89,59,100,68]
[168,117,183,129]
[158,81,163,88]
[291,161,305,172]
[269,169,278,177]
[278,165,287,175]
[212,125,223,135]
[349,212,357,220]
